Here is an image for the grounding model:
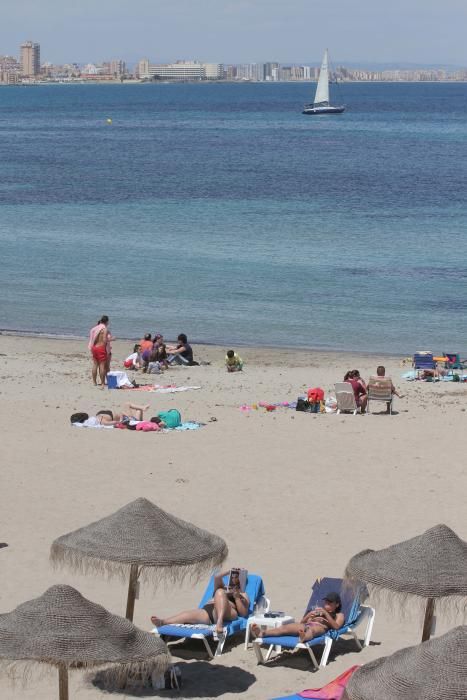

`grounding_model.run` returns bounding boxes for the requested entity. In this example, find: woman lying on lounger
[251,592,344,643]
[151,569,250,638]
